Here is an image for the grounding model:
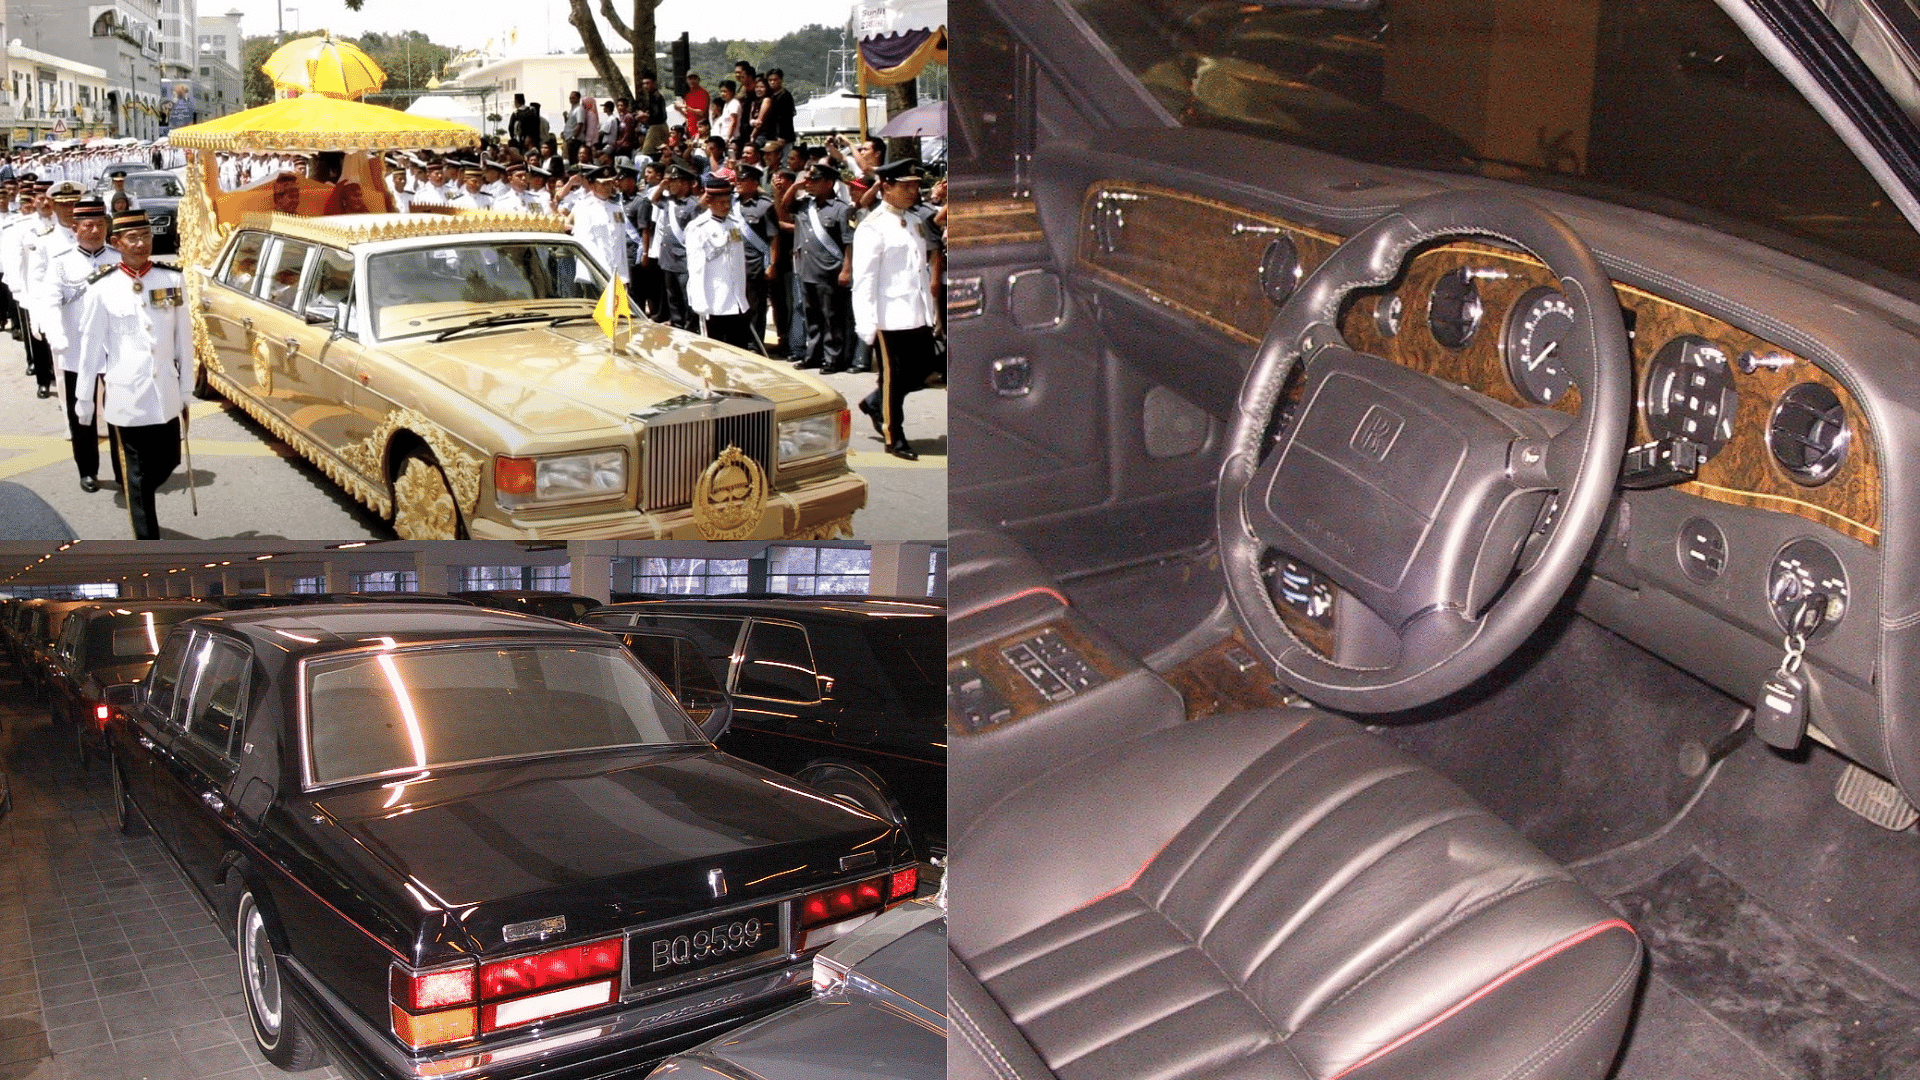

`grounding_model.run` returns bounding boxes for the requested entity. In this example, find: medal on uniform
[131,280,142,293]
